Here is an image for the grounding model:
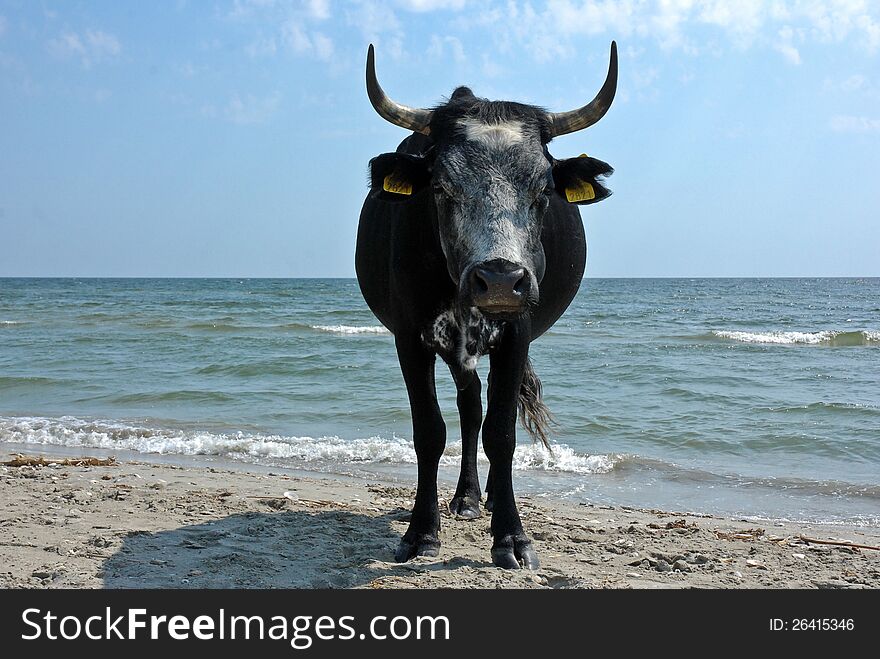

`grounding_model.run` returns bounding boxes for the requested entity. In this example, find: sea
[1,277,878,527]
